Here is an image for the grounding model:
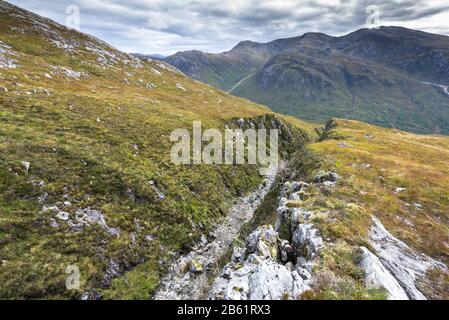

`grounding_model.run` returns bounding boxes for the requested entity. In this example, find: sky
[6,0,449,55]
